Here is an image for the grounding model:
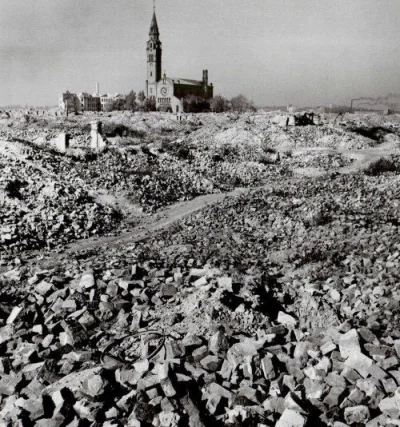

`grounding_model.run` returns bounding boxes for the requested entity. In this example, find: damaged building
[59,85,124,113]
